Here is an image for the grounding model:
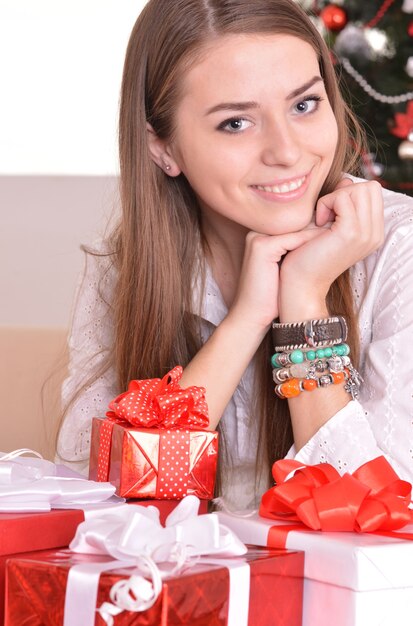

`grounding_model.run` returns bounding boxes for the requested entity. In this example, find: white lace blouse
[56,182,413,510]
